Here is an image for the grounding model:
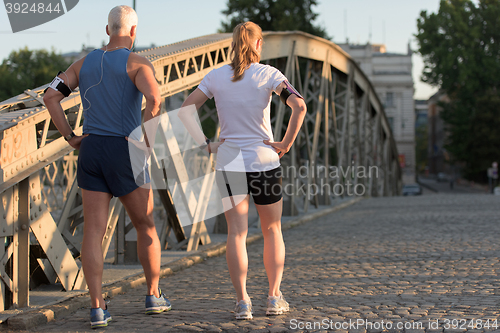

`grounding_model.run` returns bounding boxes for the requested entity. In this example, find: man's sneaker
[145,288,172,315]
[90,307,112,329]
[266,293,289,315]
[234,299,253,320]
